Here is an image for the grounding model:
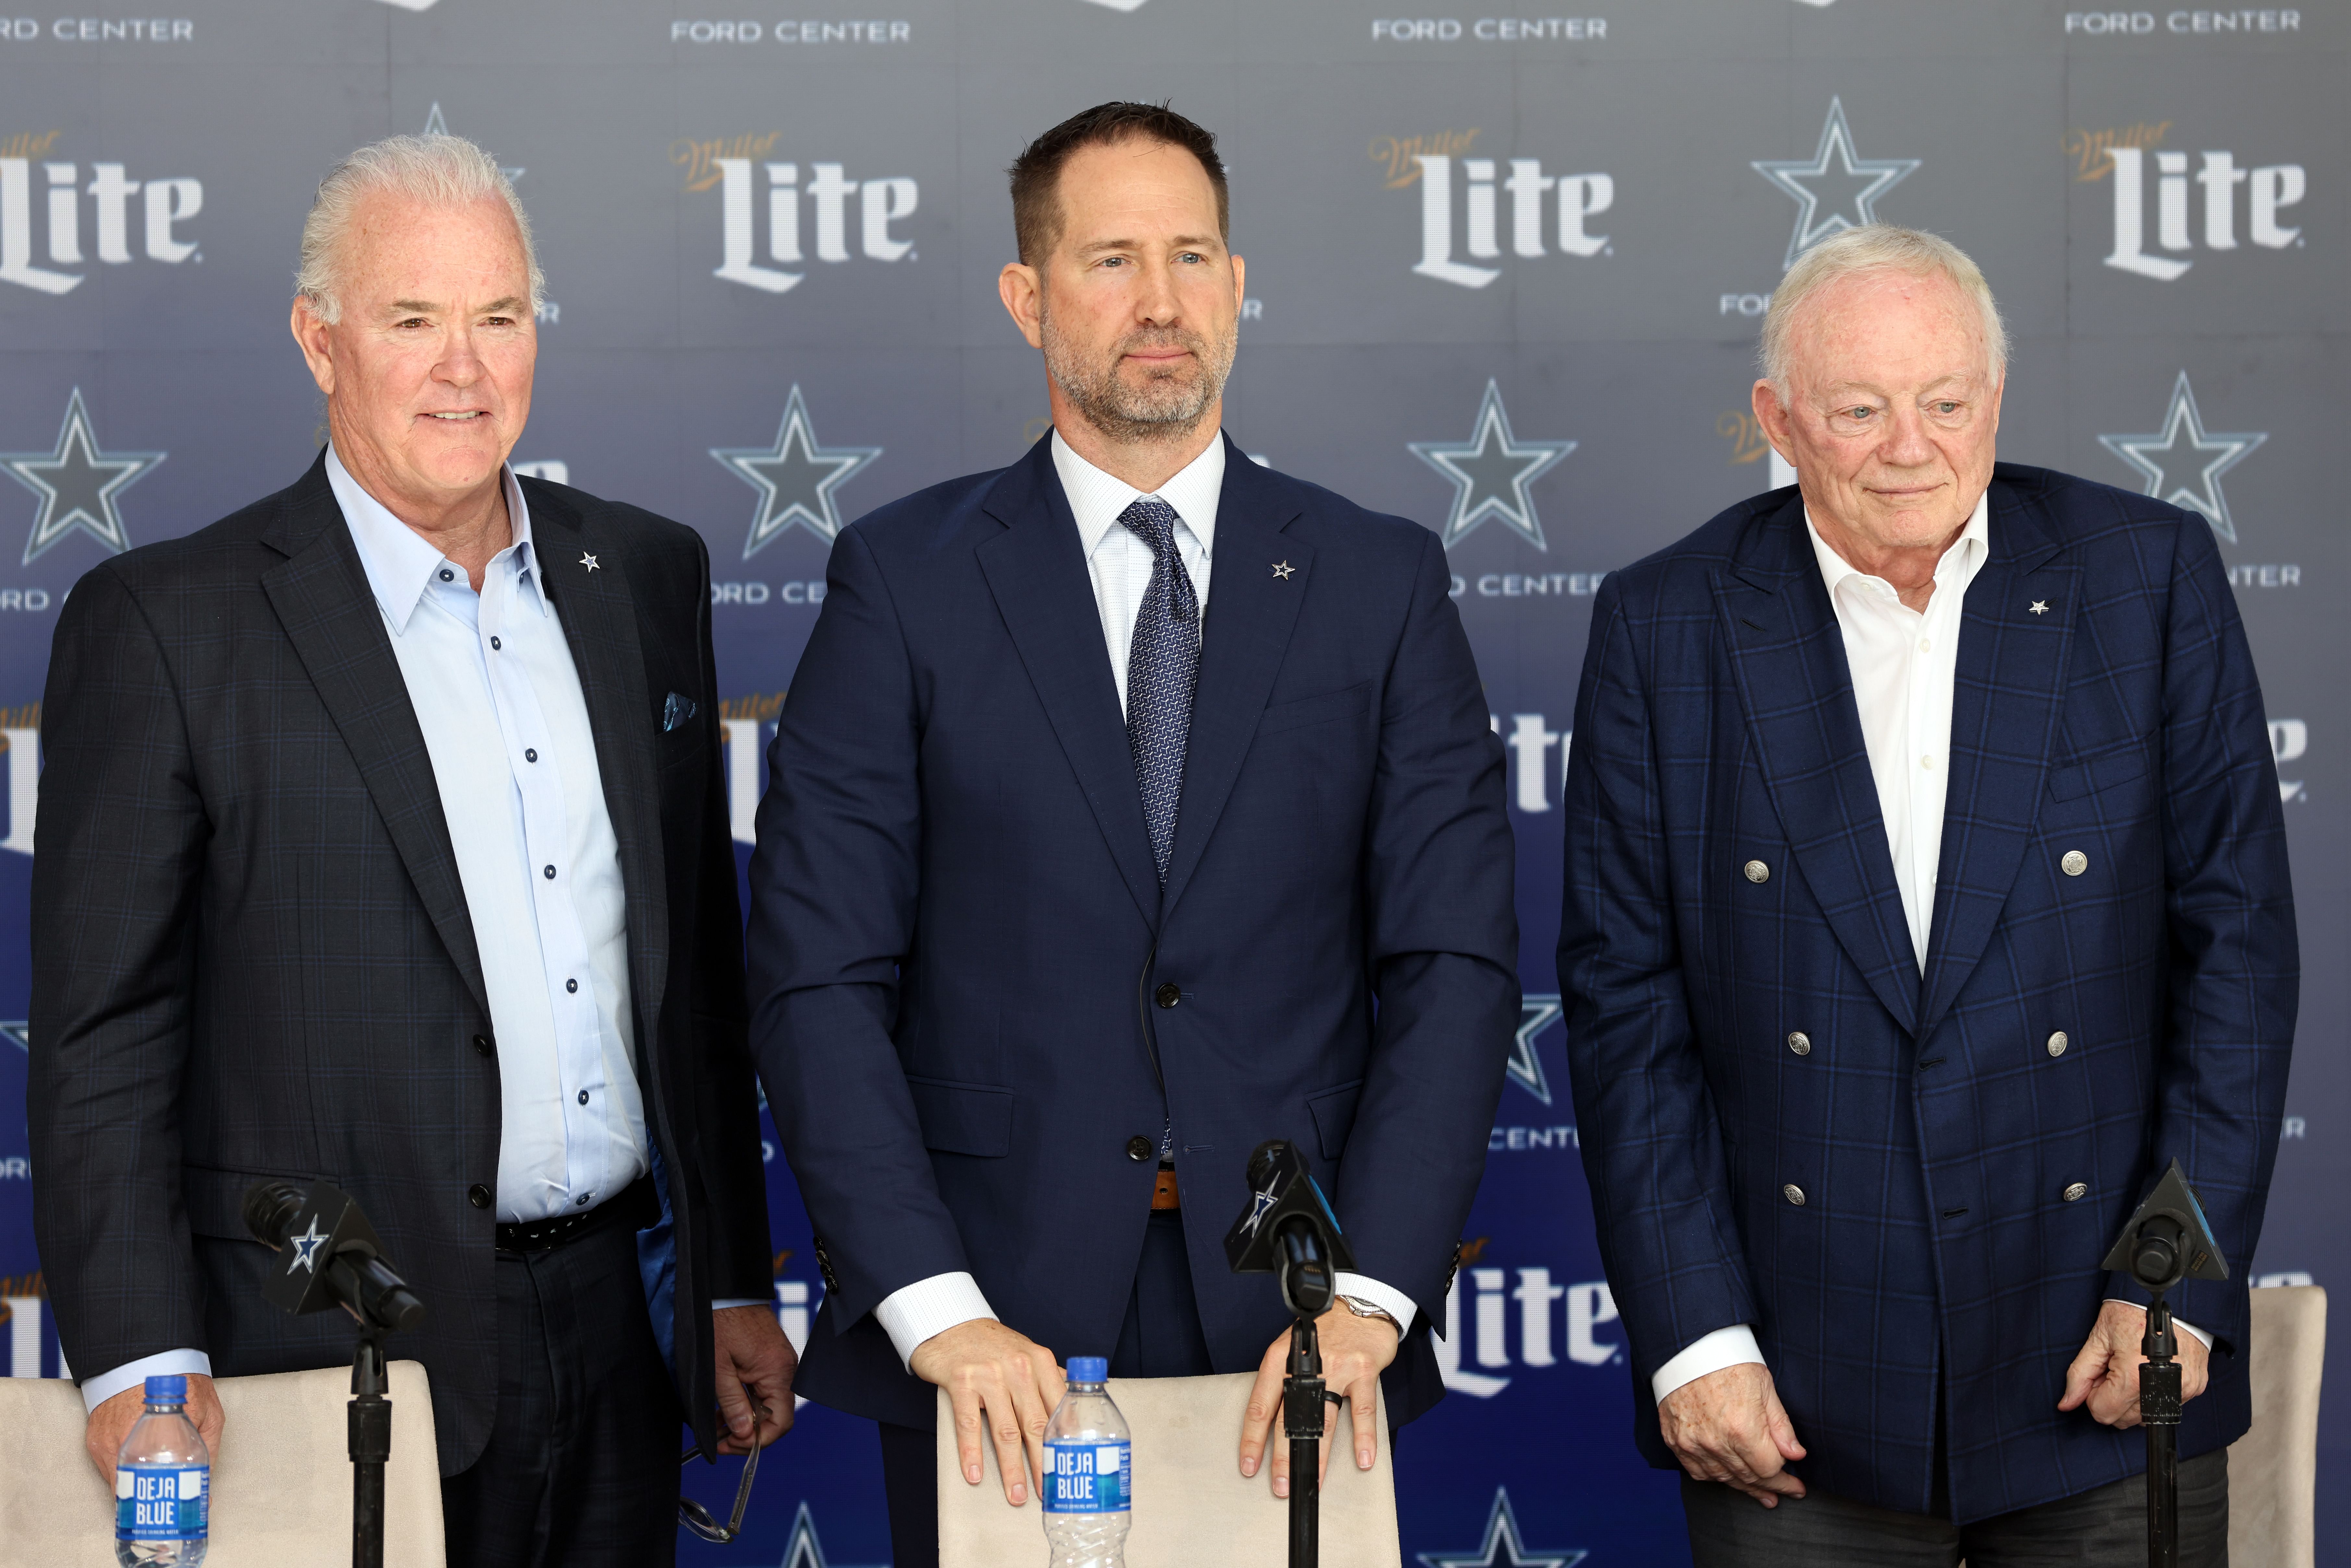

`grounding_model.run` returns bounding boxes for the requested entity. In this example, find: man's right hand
[908,1320,1065,1507]
[86,1375,224,1485]
[1657,1362,1807,1508]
